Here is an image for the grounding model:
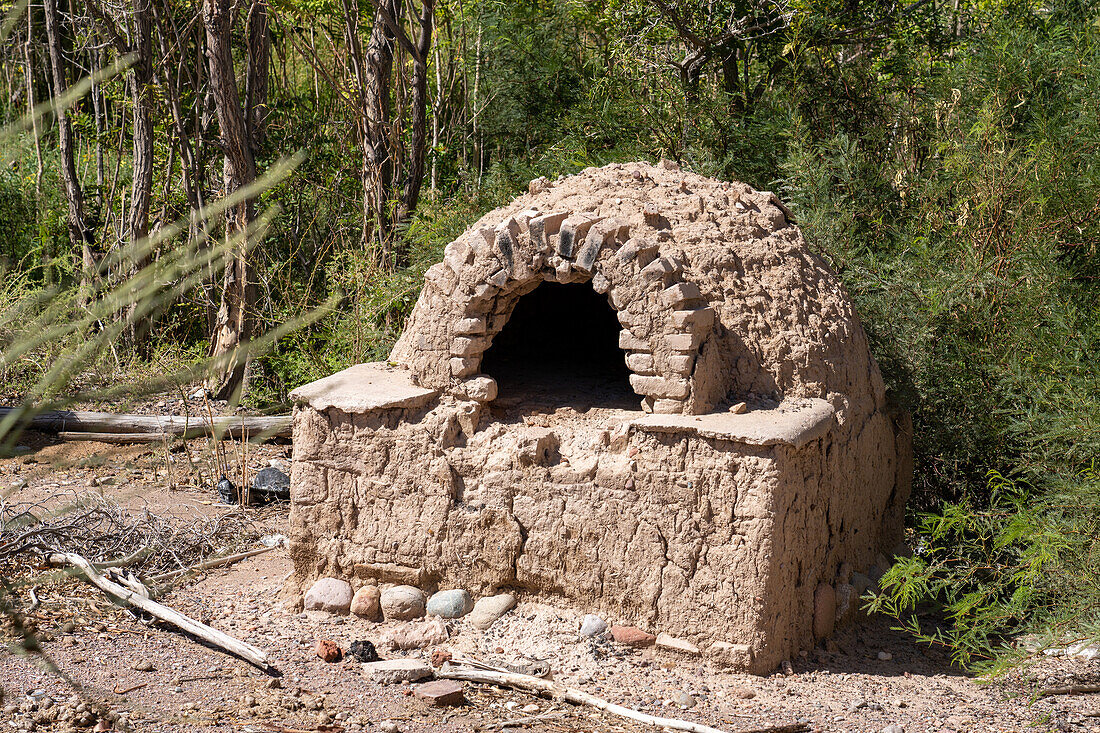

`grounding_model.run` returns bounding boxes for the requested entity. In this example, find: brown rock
[413,680,464,706]
[315,639,342,663]
[351,585,382,620]
[611,626,656,647]
[430,649,453,667]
